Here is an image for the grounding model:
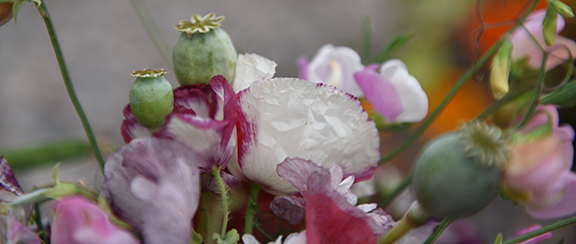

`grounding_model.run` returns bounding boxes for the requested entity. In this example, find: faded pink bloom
[122,75,237,171]
[504,105,576,219]
[511,9,576,70]
[51,196,139,244]
[298,44,365,97]
[514,224,552,244]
